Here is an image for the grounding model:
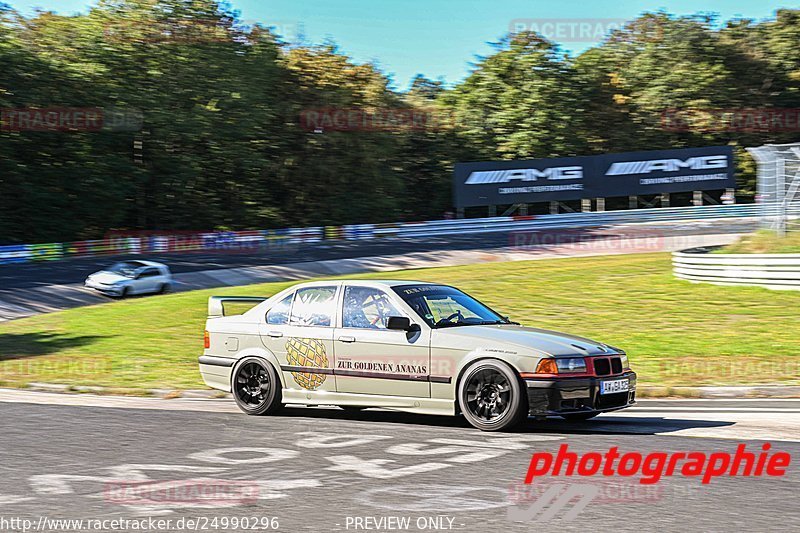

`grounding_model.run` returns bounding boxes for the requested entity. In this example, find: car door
[334,285,430,398]
[127,268,147,294]
[260,285,339,394]
[134,268,160,294]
